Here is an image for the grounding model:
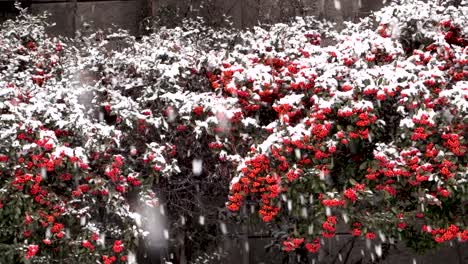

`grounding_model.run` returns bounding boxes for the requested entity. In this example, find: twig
[343,237,356,264]
[331,237,356,264]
